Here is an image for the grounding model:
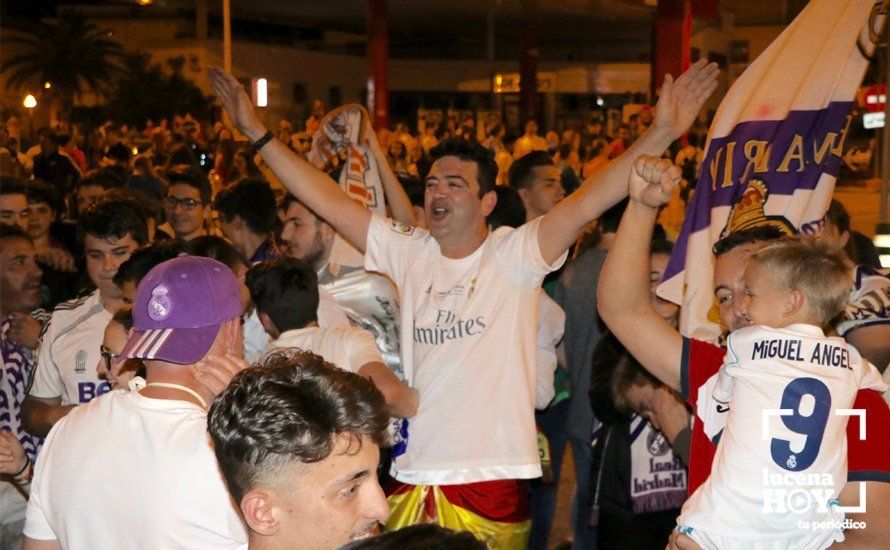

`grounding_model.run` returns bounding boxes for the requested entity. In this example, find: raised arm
[366,125,416,226]
[537,59,719,264]
[208,67,372,252]
[597,156,684,391]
